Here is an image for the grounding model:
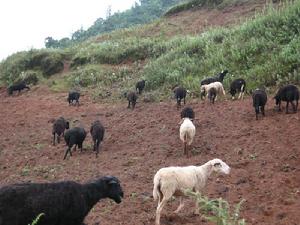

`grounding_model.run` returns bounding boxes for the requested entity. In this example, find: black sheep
[7,81,30,95]
[125,91,138,109]
[207,87,217,104]
[64,127,87,160]
[173,86,187,108]
[200,70,228,85]
[180,107,195,120]
[135,80,146,94]
[90,120,105,157]
[252,89,267,120]
[52,117,69,145]
[229,78,246,100]
[274,84,299,113]
[68,91,80,106]
[0,176,124,225]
